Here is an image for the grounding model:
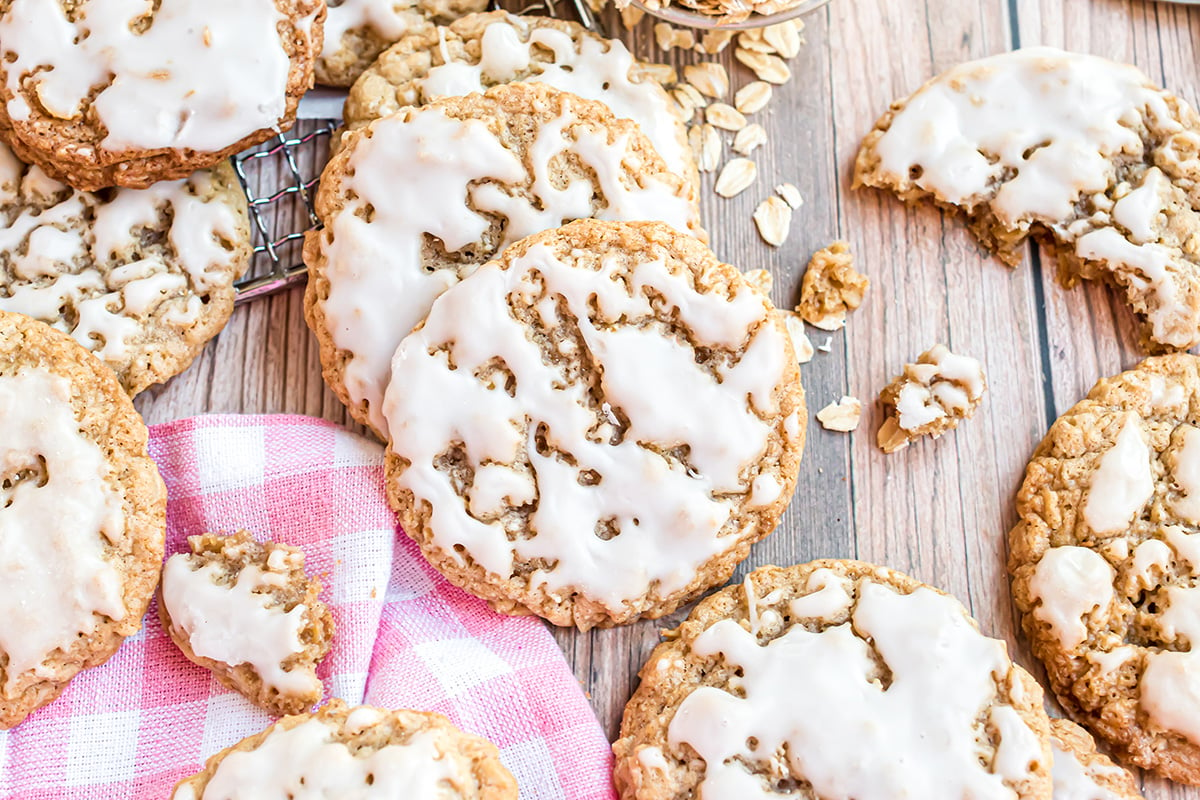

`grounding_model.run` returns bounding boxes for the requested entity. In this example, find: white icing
[1,0,314,152]
[636,745,670,775]
[1141,650,1200,744]
[177,718,458,798]
[321,0,420,59]
[321,100,698,436]
[0,367,126,692]
[1029,546,1114,648]
[1149,374,1188,413]
[1169,426,1200,522]
[1051,738,1122,800]
[382,242,789,611]
[1165,525,1200,570]
[162,556,319,697]
[1112,167,1167,244]
[1129,538,1173,587]
[787,568,853,620]
[665,580,1042,799]
[1082,414,1155,534]
[417,17,691,181]
[1088,646,1134,675]
[1074,227,1185,346]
